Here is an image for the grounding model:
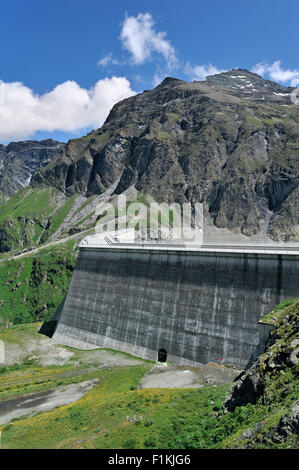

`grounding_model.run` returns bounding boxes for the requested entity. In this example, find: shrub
[144,437,157,448]
[123,437,137,449]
